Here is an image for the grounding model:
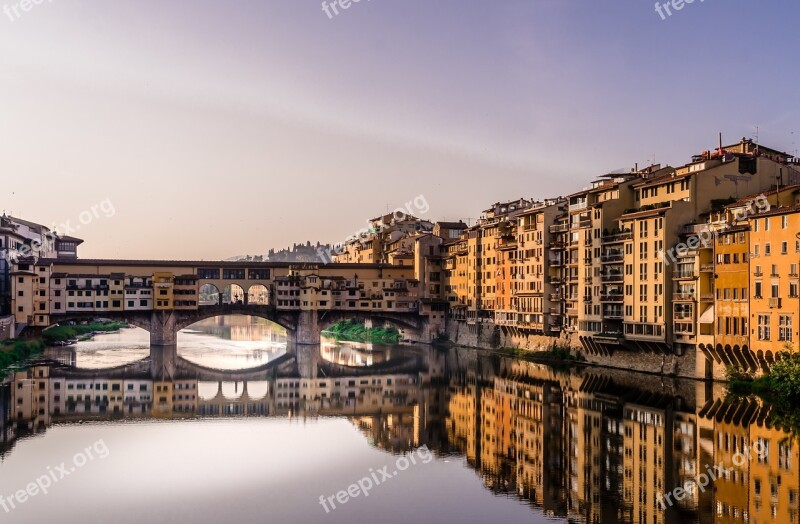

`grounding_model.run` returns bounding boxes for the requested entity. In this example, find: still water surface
[0,316,793,523]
